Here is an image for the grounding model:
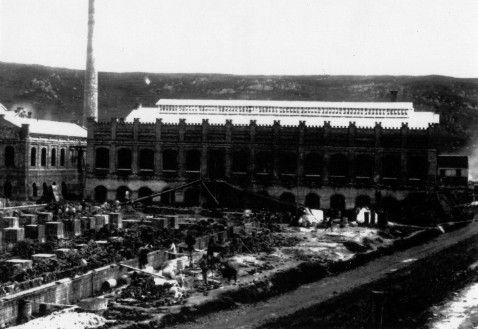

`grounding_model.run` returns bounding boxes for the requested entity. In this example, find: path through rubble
[168,221,478,329]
